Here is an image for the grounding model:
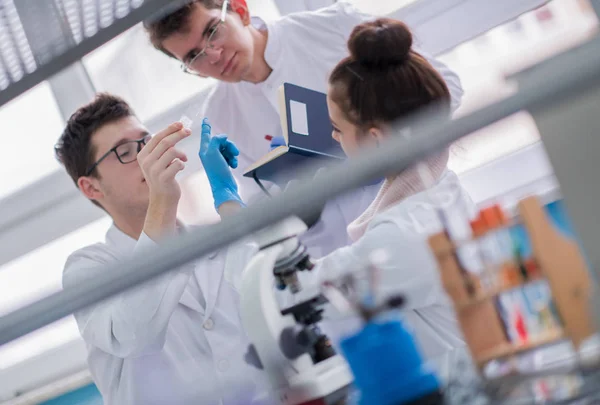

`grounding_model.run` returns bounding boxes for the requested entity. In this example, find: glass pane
[441,0,598,173]
[82,0,281,123]
[82,26,212,123]
[0,217,112,369]
[348,0,419,15]
[0,82,64,200]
